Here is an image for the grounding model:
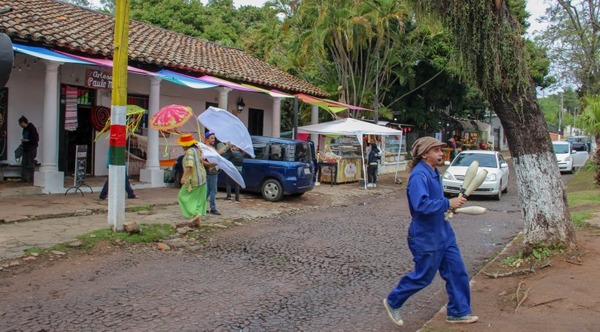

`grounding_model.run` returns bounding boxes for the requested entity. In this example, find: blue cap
[205,131,214,139]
